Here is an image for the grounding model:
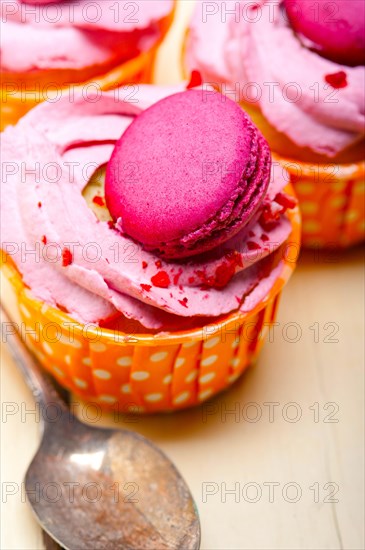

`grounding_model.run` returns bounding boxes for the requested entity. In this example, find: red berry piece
[151,271,170,288]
